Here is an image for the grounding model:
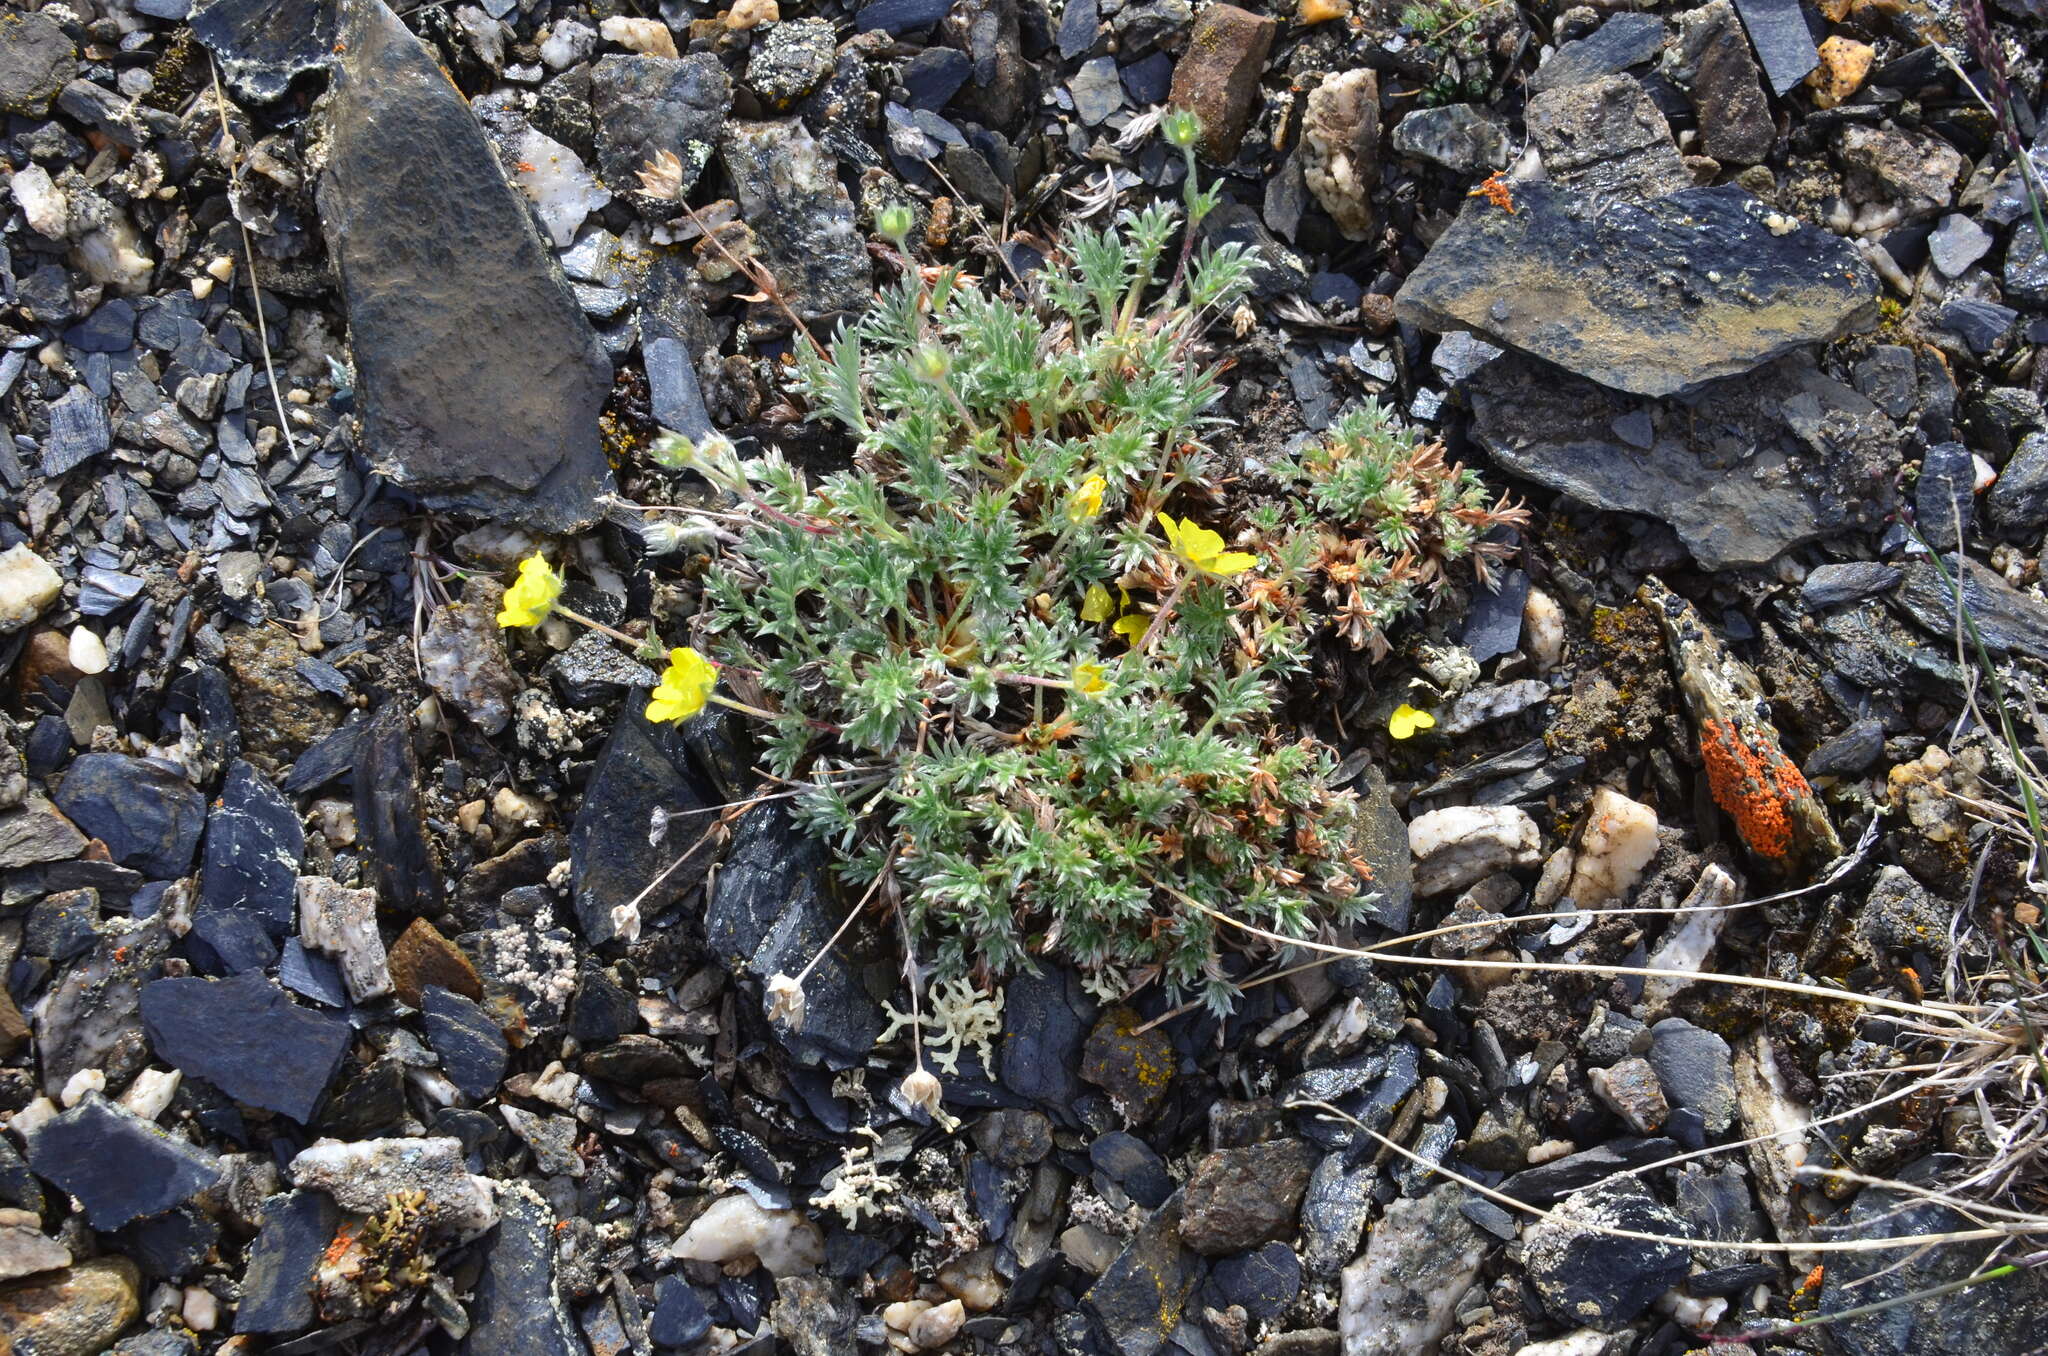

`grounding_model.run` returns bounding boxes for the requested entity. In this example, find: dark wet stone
[1915,441,1976,551]
[1179,1139,1317,1255]
[1464,351,1897,570]
[1989,432,2048,533]
[25,1097,222,1231]
[424,986,509,1102]
[140,970,351,1122]
[1091,1131,1174,1209]
[199,760,303,940]
[974,1109,1054,1168]
[190,908,280,974]
[54,754,205,880]
[570,699,719,947]
[943,0,1037,127]
[720,120,869,325]
[903,46,971,110]
[114,1206,217,1282]
[1207,1241,1298,1321]
[998,964,1095,1110]
[278,938,348,1009]
[318,0,615,531]
[354,702,442,917]
[467,1188,582,1356]
[1462,568,1530,663]
[1298,1153,1374,1276]
[1683,1,1773,165]
[1501,1137,1679,1204]
[1057,0,1099,57]
[63,300,137,355]
[704,804,881,1070]
[1526,74,1689,202]
[1897,555,2048,662]
[1529,12,1665,92]
[650,1275,712,1349]
[856,0,952,33]
[1731,0,1818,95]
[567,962,639,1044]
[42,387,112,477]
[1801,561,1901,609]
[237,1191,337,1335]
[190,0,336,103]
[1939,298,2016,355]
[1081,1197,1203,1356]
[1525,1180,1691,1328]
[25,892,99,964]
[1692,1261,1777,1296]
[1081,1007,1175,1124]
[0,13,77,116]
[1645,1018,1735,1135]
[1399,183,1875,399]
[1390,103,1509,174]
[1805,717,1886,777]
[590,54,728,197]
[1672,1162,1762,1244]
